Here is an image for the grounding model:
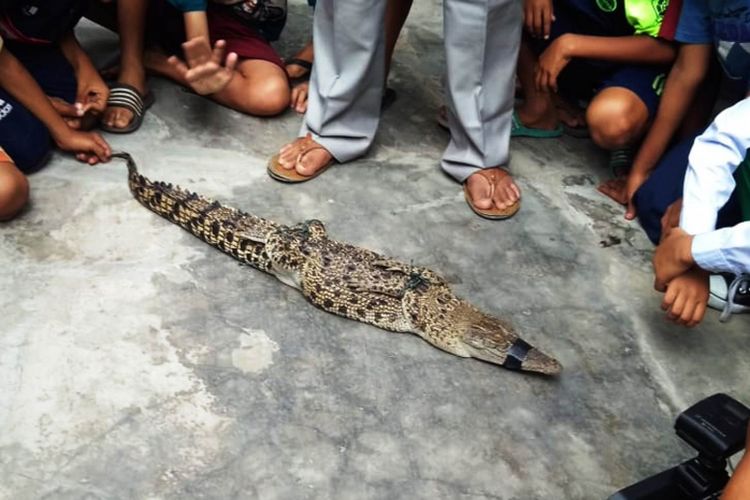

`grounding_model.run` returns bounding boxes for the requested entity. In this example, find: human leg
[300,0,388,163]
[586,87,650,150]
[632,133,699,244]
[384,0,414,76]
[442,0,522,215]
[0,153,29,222]
[515,37,559,133]
[147,51,289,116]
[88,0,150,131]
[587,66,666,151]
